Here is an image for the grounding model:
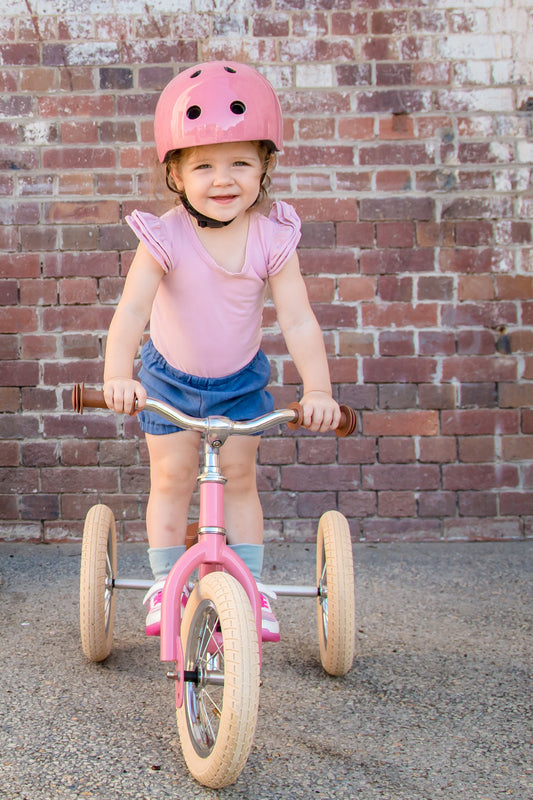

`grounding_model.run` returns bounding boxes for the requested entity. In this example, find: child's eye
[234,160,251,167]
